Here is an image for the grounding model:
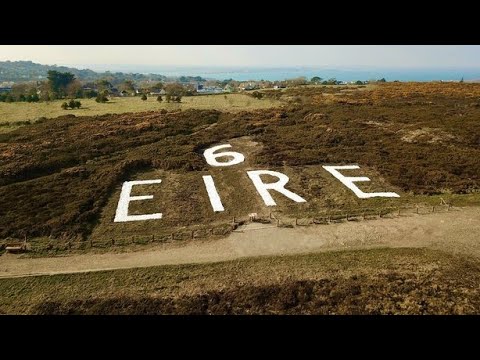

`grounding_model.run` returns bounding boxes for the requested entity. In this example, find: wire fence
[269,203,455,228]
[0,203,457,254]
